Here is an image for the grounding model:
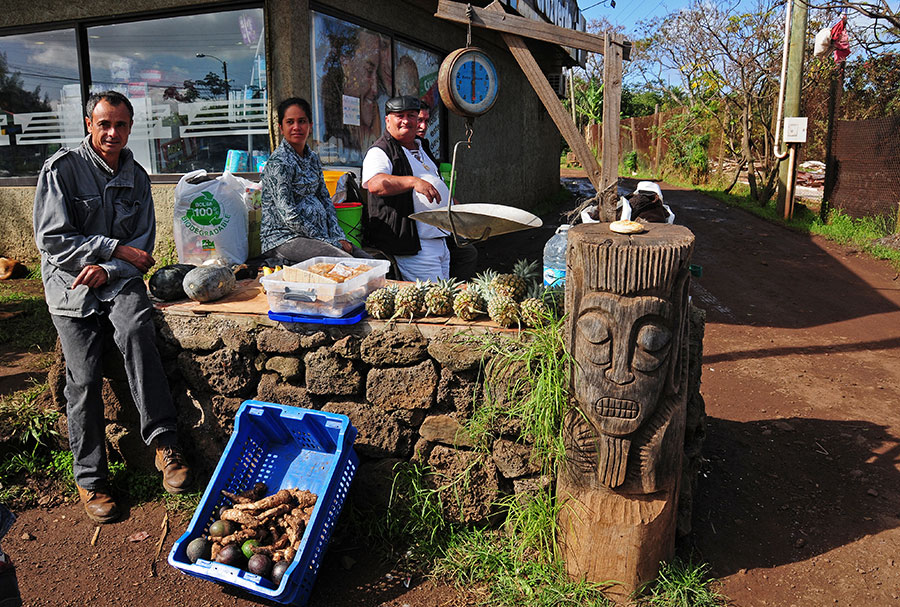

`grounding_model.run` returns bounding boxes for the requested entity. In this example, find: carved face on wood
[574,292,675,437]
[563,226,693,492]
